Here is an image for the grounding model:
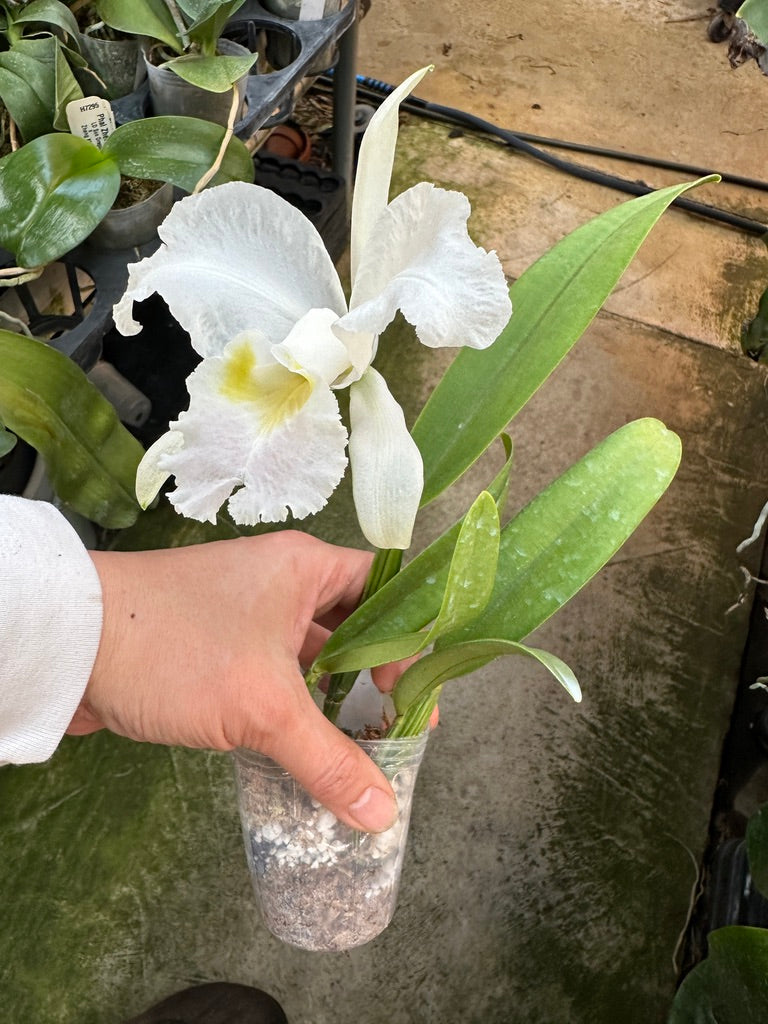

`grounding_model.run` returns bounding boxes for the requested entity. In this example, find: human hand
[67,531,401,832]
